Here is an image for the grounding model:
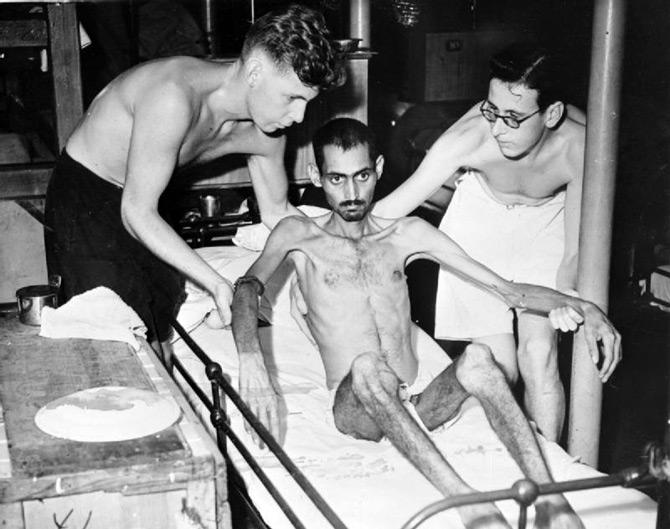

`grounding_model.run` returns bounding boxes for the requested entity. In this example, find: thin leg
[334,352,510,529]
[456,344,583,529]
[517,312,564,442]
